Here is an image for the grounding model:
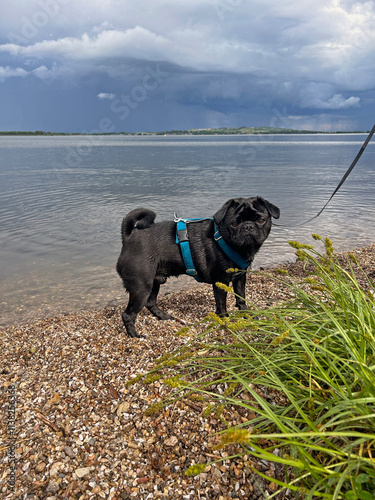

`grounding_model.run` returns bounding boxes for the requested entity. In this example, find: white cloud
[299,82,361,110]
[97,92,116,100]
[0,0,374,84]
[0,65,28,81]
[0,4,372,93]
[92,22,116,34]
[321,94,360,109]
[30,62,79,79]
[302,92,361,110]
[0,27,170,61]
[31,65,51,79]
